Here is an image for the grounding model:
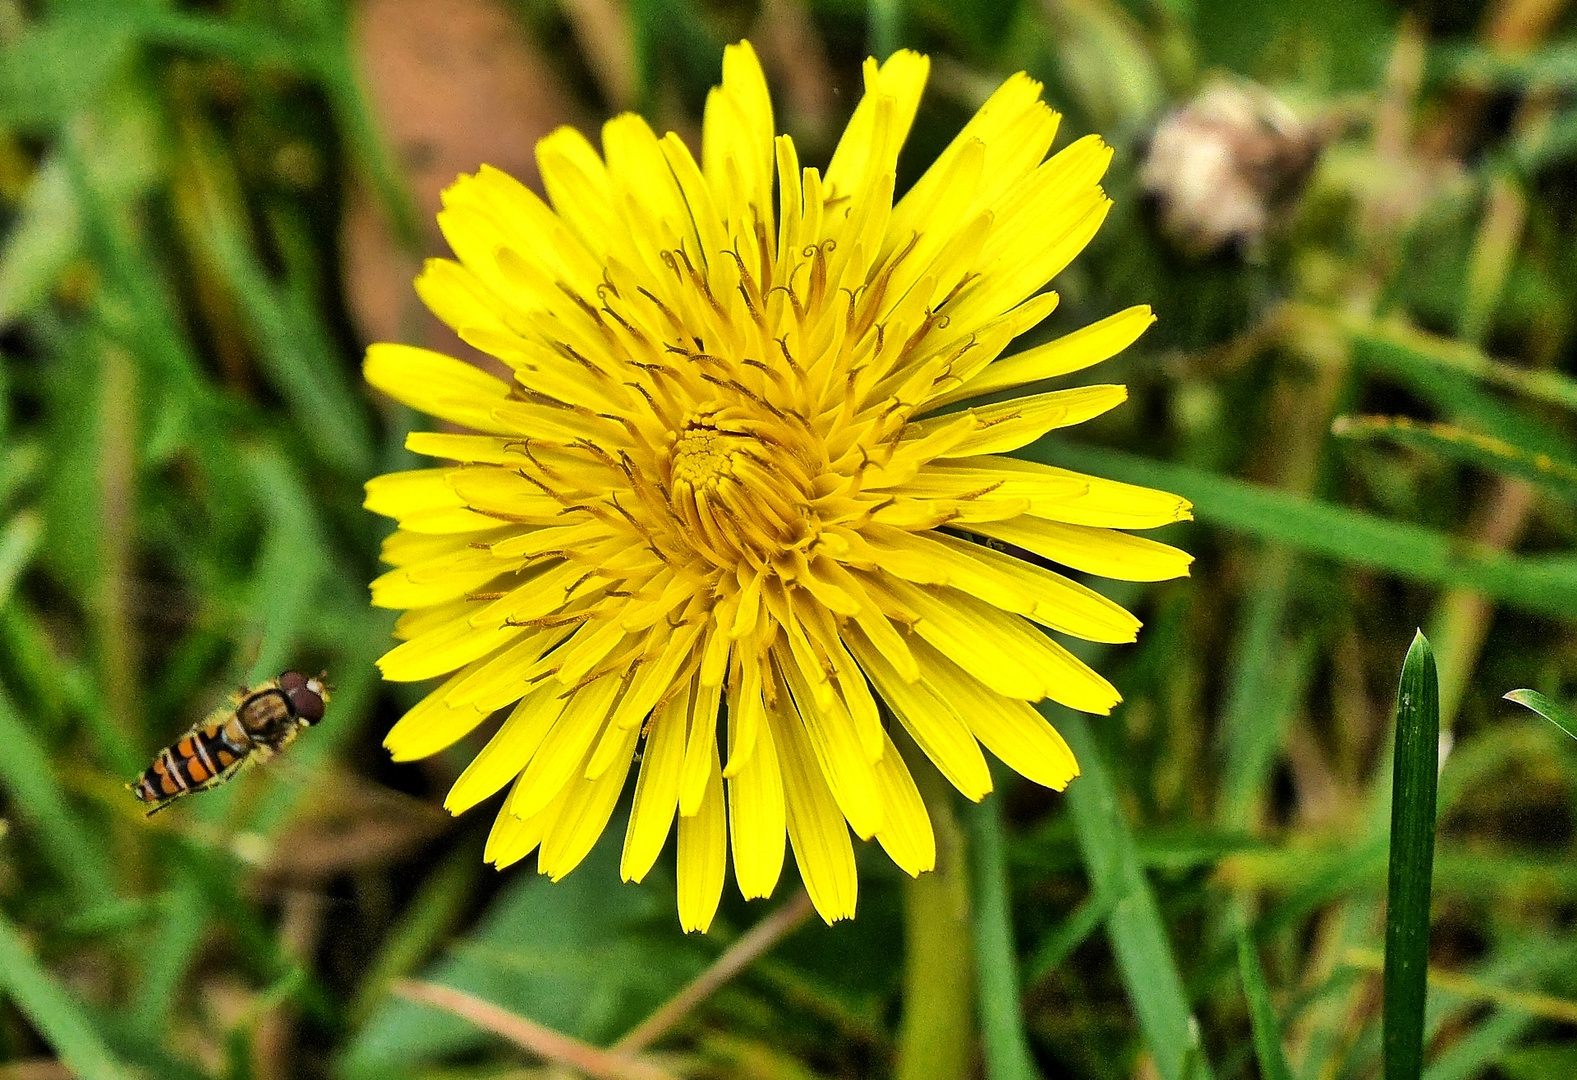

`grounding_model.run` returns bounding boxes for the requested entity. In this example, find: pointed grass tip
[1503,688,1577,742]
